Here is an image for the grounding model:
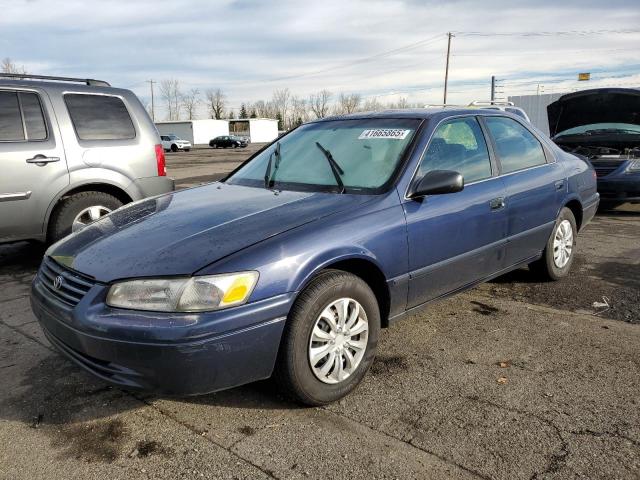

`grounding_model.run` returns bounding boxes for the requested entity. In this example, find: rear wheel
[48,191,122,243]
[529,207,577,280]
[274,270,380,406]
